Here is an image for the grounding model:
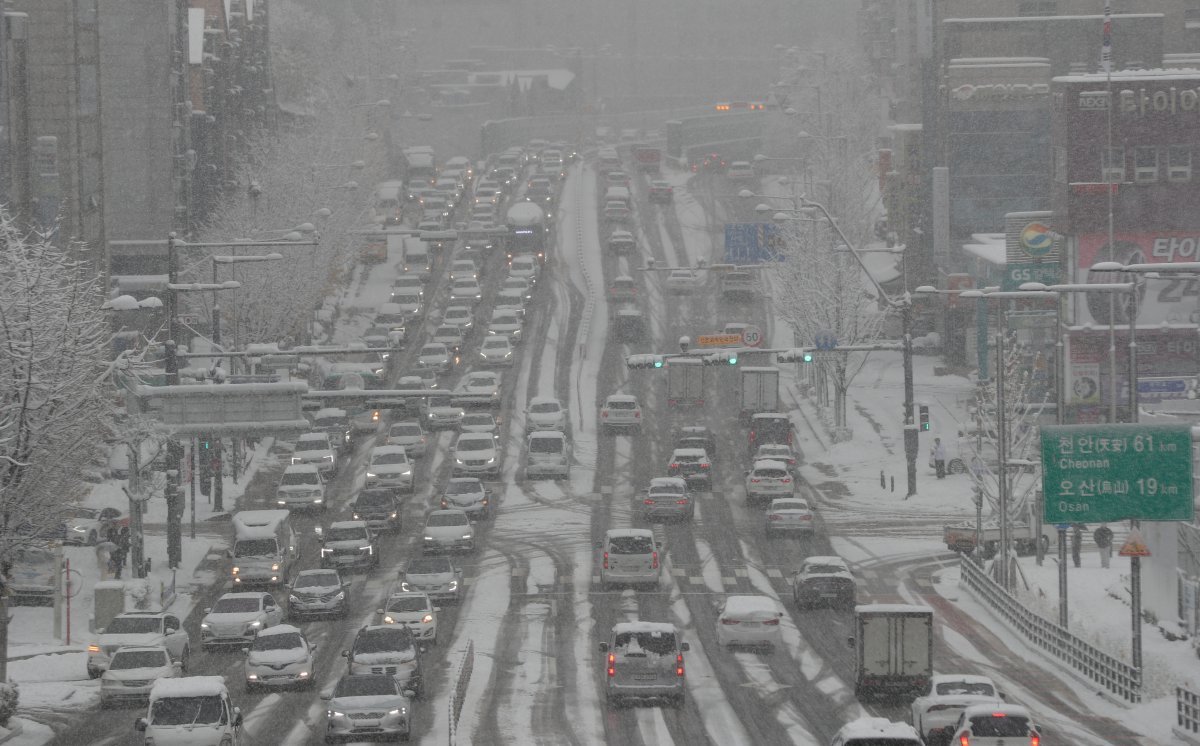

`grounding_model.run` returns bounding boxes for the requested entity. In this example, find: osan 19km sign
[1040,424,1194,523]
